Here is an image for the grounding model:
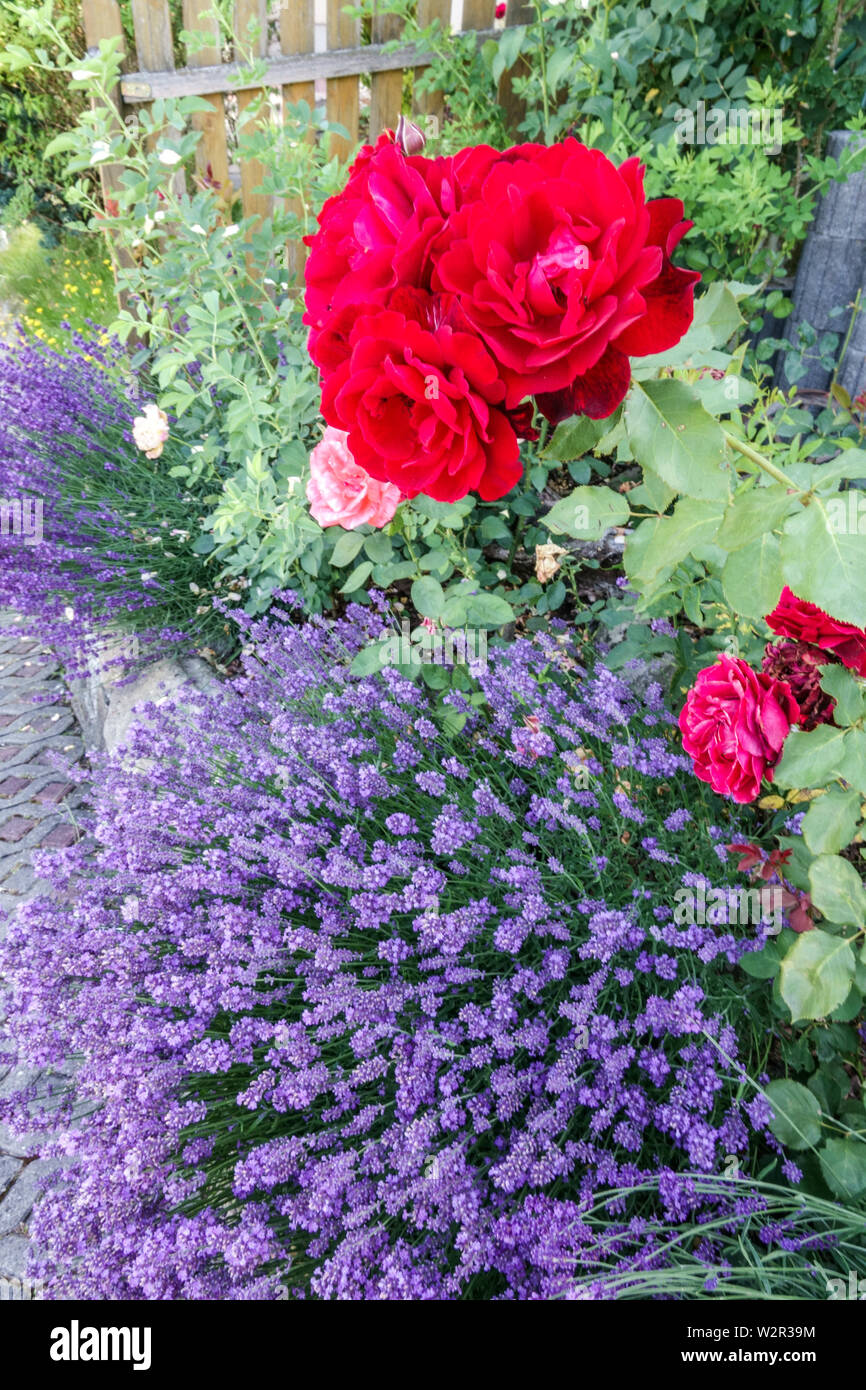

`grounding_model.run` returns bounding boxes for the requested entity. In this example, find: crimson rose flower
[679,655,800,804]
[321,292,521,503]
[433,140,700,418]
[303,134,499,374]
[765,587,866,677]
